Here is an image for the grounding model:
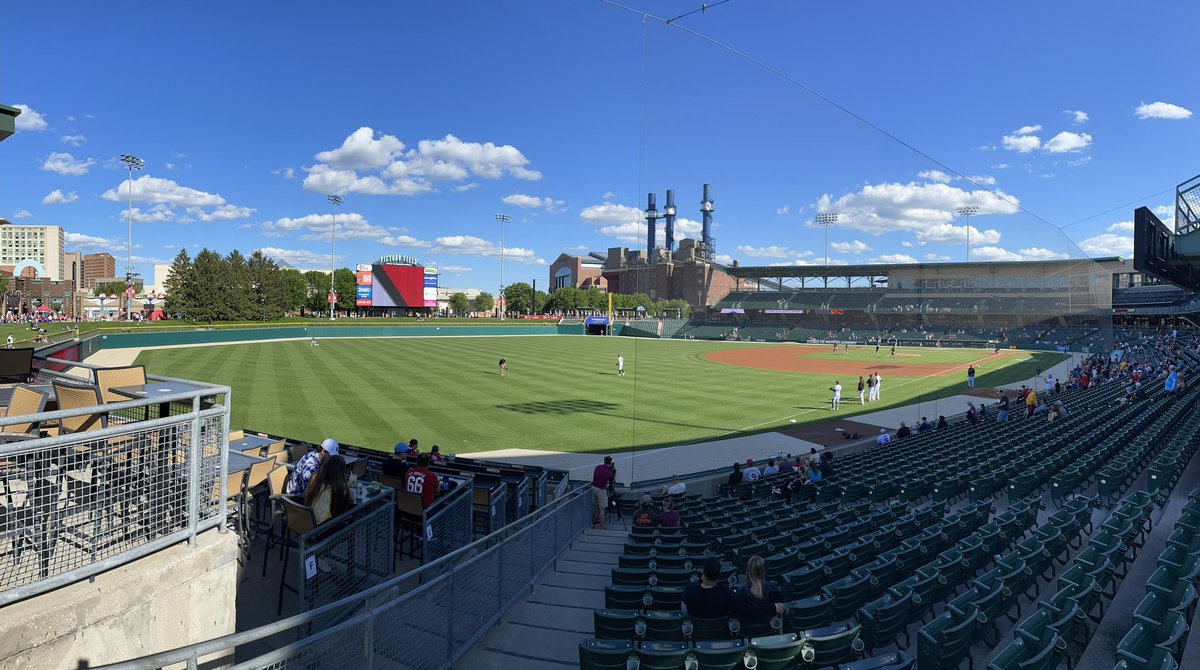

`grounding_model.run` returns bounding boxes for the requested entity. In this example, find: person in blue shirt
[1165,366,1179,397]
[287,438,338,496]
